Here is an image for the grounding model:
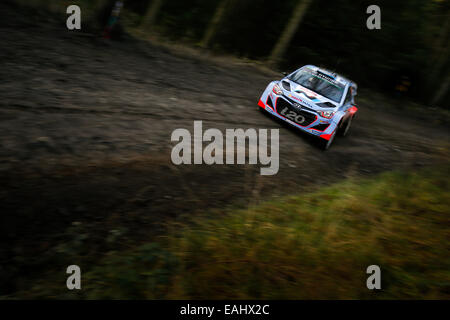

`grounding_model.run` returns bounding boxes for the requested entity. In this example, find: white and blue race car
[258,65,358,150]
